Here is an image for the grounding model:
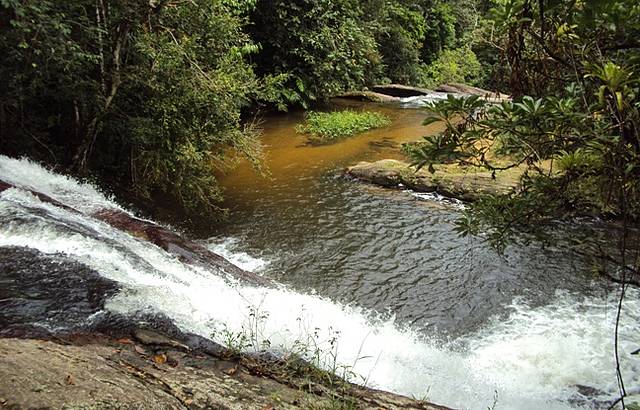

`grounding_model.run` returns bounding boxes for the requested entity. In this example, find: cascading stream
[1,154,639,410]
